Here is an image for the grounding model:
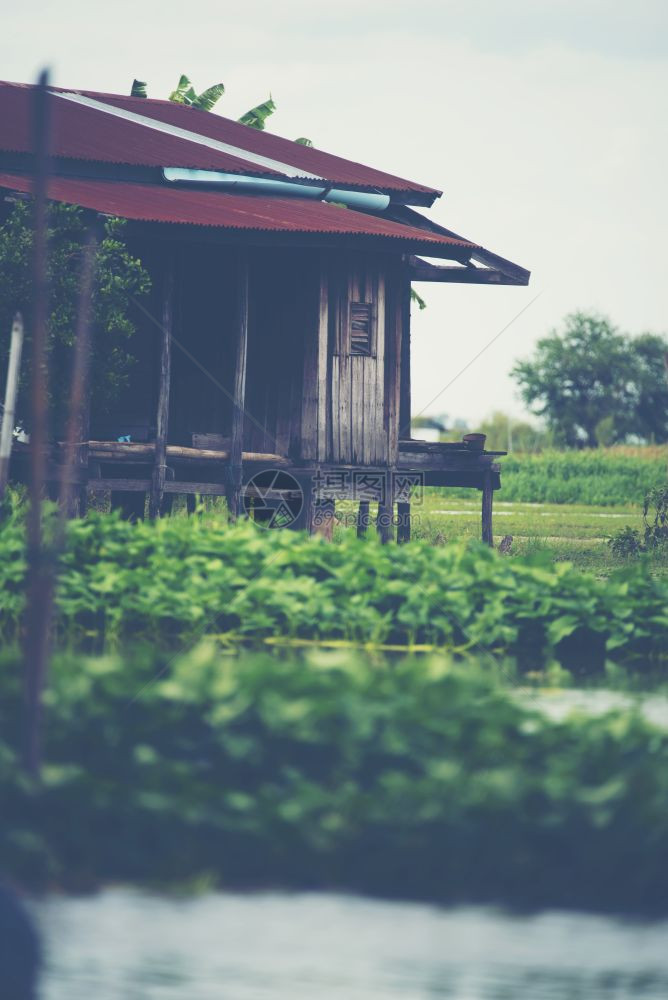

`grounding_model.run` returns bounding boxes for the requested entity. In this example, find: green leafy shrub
[0,201,151,435]
[609,525,644,558]
[2,646,668,912]
[610,486,668,557]
[0,509,666,671]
